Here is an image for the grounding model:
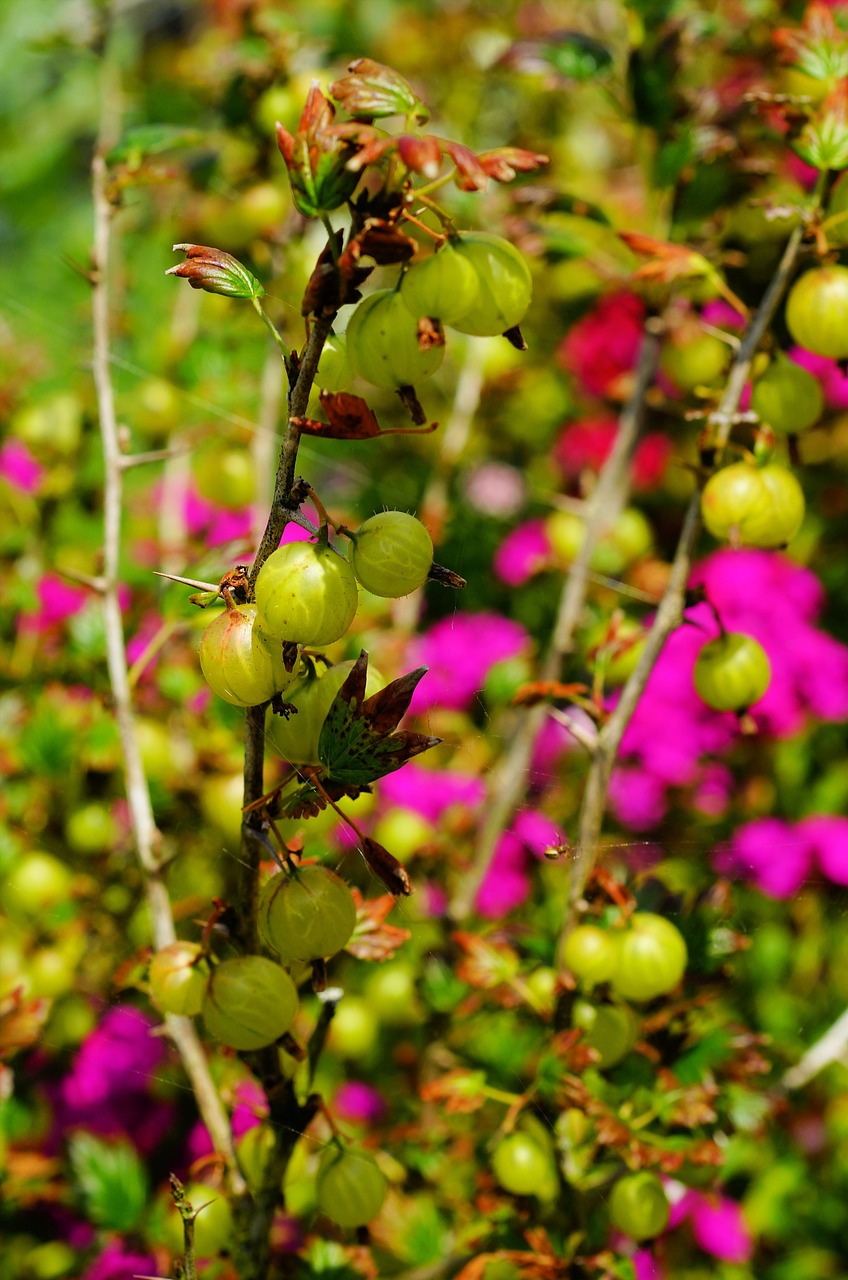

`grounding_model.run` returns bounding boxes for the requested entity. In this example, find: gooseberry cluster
[197,511,436,708]
[324,231,532,396]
